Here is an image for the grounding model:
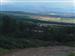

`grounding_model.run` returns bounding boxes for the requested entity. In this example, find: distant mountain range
[0,11,75,18]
